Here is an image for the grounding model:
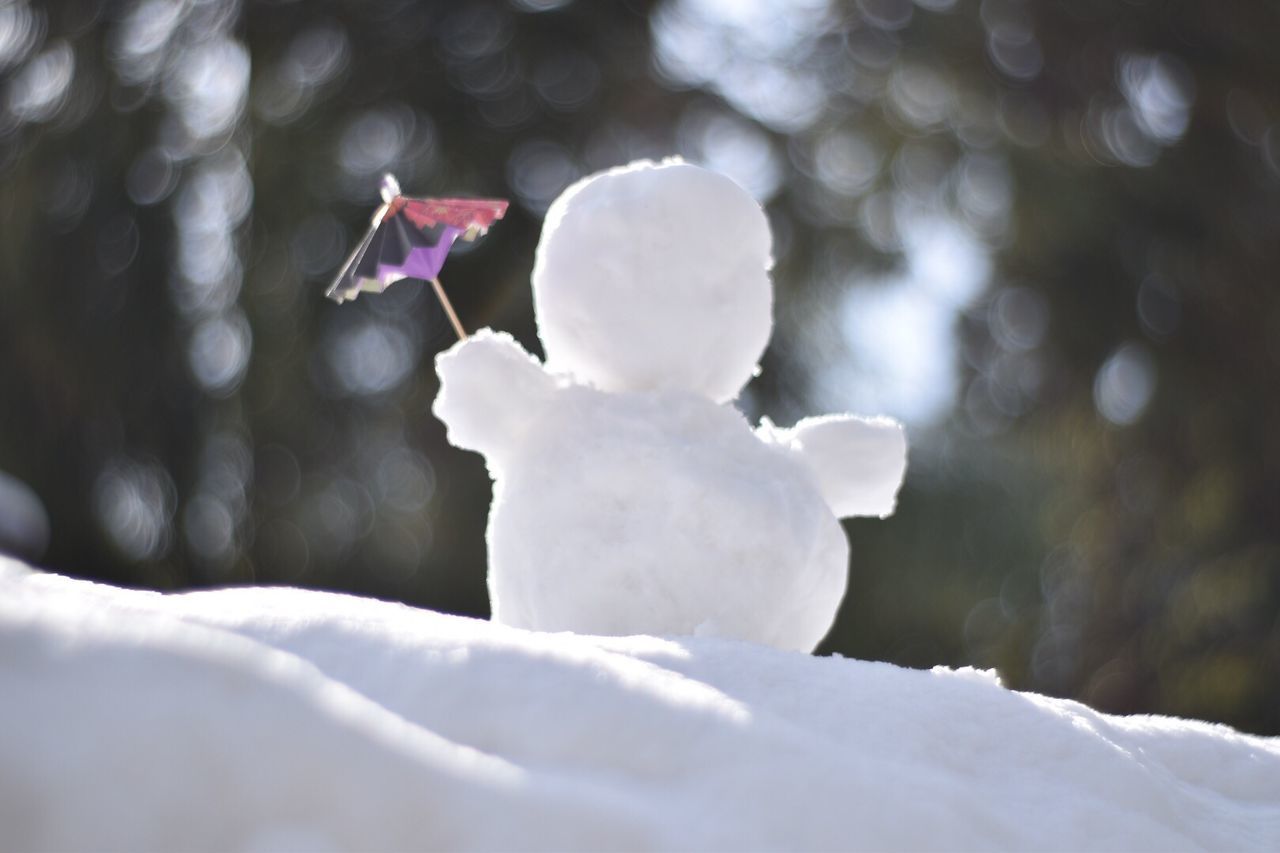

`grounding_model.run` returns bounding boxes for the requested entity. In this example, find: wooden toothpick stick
[430,277,468,341]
